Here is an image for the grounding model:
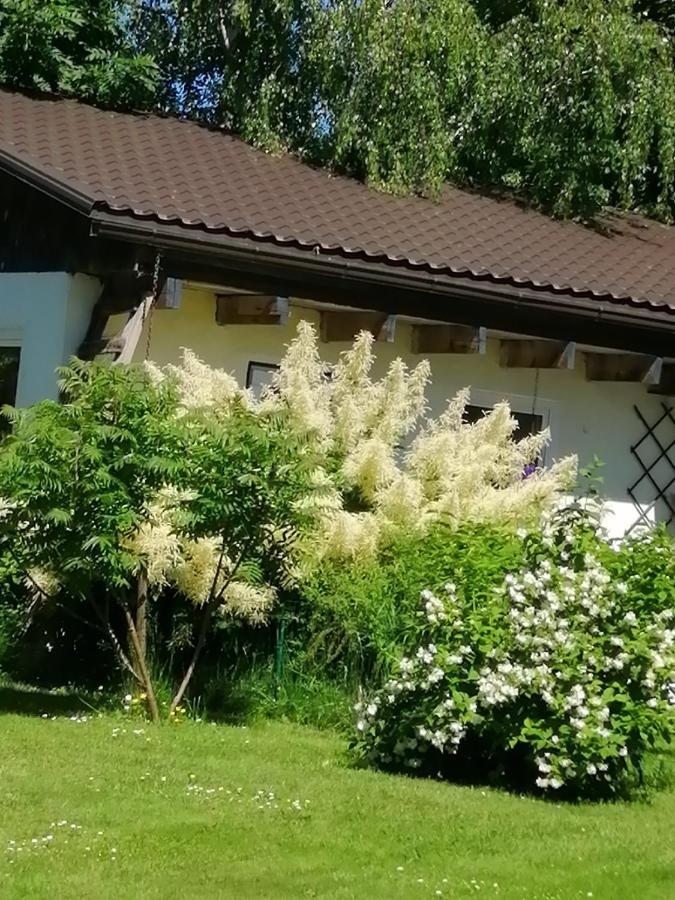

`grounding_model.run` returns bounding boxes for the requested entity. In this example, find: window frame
[246,360,280,397]
[467,387,557,466]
